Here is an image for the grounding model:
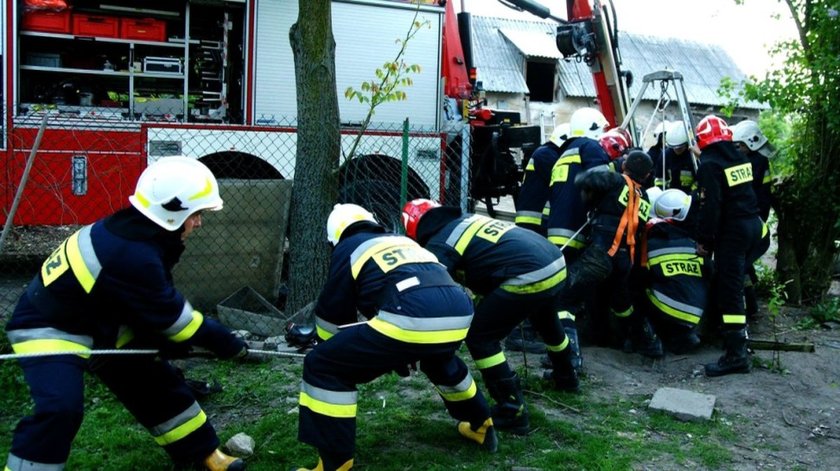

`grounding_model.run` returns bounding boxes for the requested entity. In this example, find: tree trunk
[286,0,340,314]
